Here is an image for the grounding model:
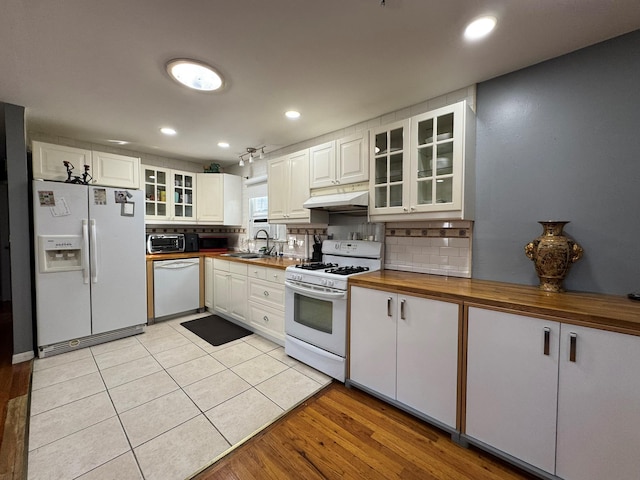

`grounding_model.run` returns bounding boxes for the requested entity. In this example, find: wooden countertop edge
[349,271,640,335]
[145,252,303,270]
